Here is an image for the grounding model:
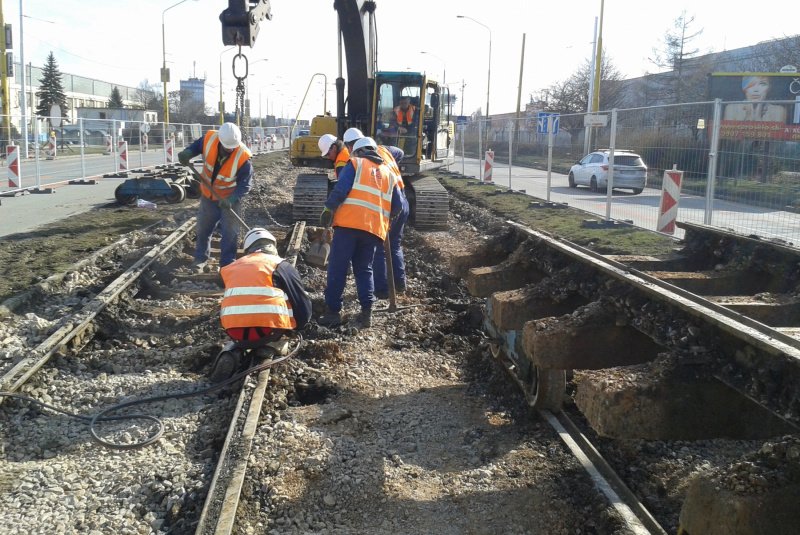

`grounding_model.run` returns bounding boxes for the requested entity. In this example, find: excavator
[221,0,453,230]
